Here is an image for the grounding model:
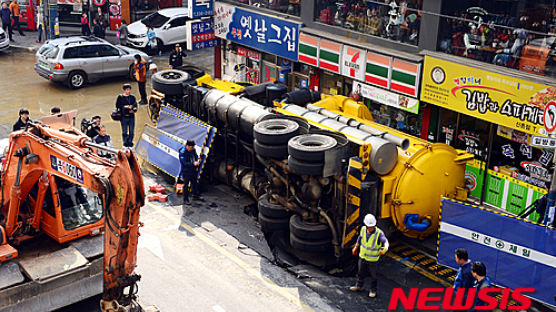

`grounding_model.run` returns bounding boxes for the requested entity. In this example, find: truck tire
[151,69,190,96]
[287,156,323,176]
[289,215,332,240]
[258,212,289,232]
[288,134,337,162]
[258,194,291,219]
[290,233,332,253]
[254,140,288,159]
[254,119,300,145]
